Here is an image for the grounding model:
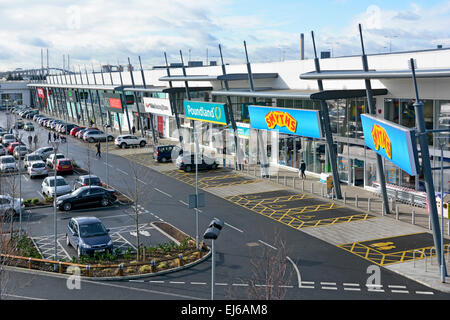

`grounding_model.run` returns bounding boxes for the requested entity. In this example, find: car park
[57,186,117,211]
[114,135,147,148]
[83,130,114,142]
[27,161,48,178]
[13,145,29,159]
[65,217,113,257]
[73,175,103,190]
[175,153,218,172]
[0,155,17,172]
[55,159,73,175]
[41,176,72,197]
[24,153,43,168]
[153,145,180,163]
[0,195,24,217]
[34,147,55,161]
[24,122,34,131]
[46,153,65,168]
